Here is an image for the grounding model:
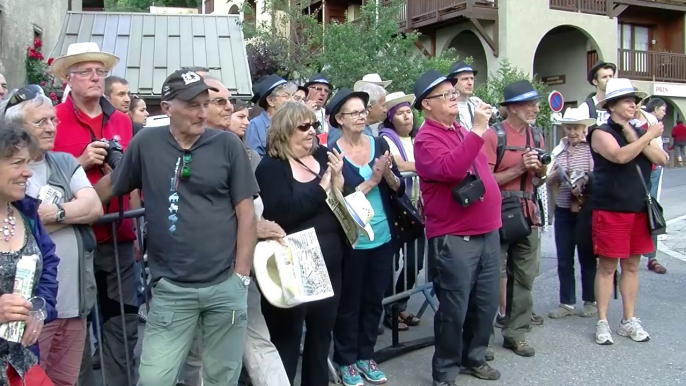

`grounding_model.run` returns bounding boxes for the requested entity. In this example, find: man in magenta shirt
[413,70,502,386]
